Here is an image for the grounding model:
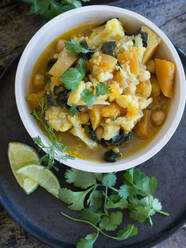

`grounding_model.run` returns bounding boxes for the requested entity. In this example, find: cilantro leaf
[102,173,117,187]
[24,0,90,22]
[124,169,158,197]
[60,68,82,91]
[60,58,88,91]
[117,224,138,240]
[58,187,93,210]
[69,106,78,116]
[76,232,98,248]
[80,208,102,225]
[61,0,82,8]
[65,39,94,56]
[118,185,130,200]
[87,190,103,210]
[128,195,163,225]
[95,83,112,97]
[106,197,128,209]
[99,211,123,231]
[81,89,97,106]
[124,168,134,184]
[81,83,112,106]
[65,168,97,189]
